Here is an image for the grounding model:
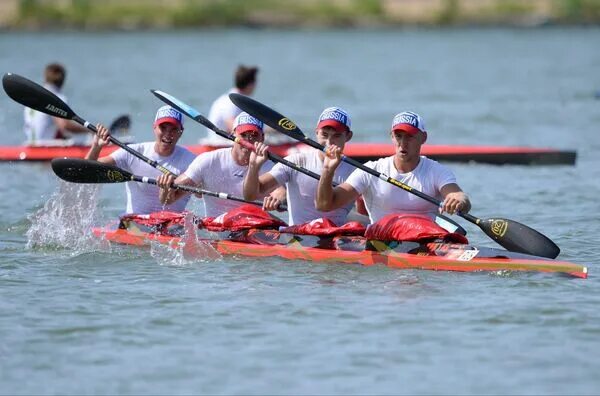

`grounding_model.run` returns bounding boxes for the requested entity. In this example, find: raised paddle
[2,72,172,175]
[228,93,561,259]
[150,89,327,183]
[50,158,283,210]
